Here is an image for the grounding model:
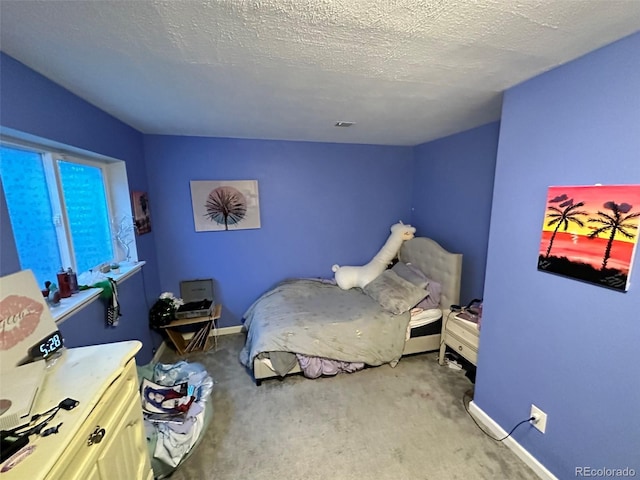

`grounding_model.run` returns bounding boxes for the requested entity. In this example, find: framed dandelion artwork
[537,185,640,292]
[190,180,261,232]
